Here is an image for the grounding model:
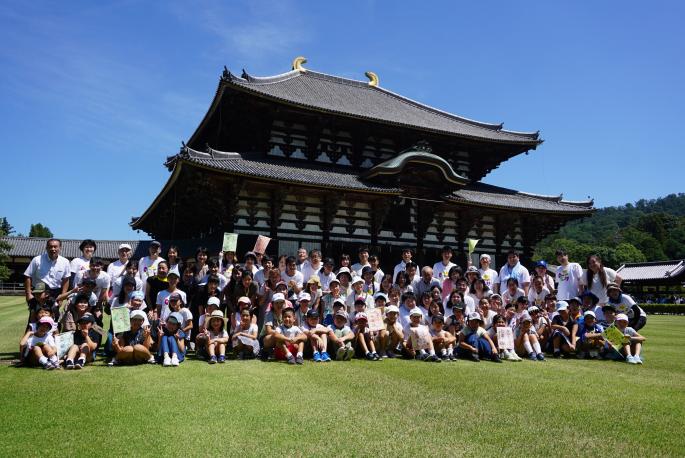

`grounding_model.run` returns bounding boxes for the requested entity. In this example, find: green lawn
[0,295,683,457]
